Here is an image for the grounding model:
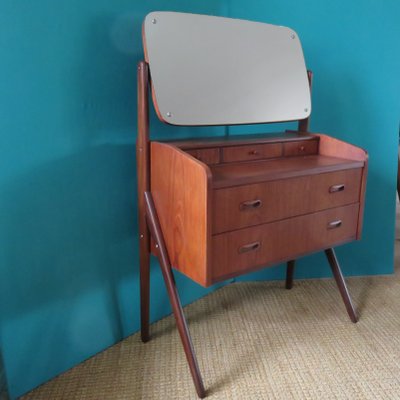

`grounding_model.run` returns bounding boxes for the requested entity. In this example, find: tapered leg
[140,232,150,342]
[144,192,206,399]
[286,260,295,289]
[325,248,358,323]
[136,62,151,343]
